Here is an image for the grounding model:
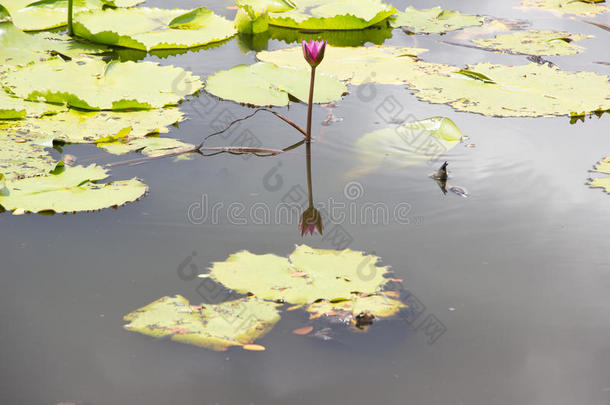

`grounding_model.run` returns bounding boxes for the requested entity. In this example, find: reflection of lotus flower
[299,206,323,236]
[302,40,327,68]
